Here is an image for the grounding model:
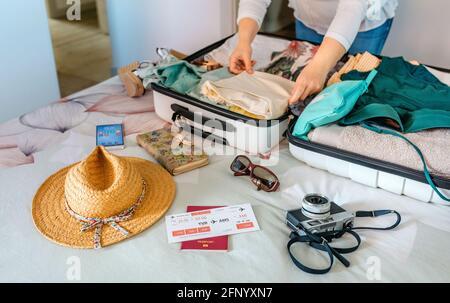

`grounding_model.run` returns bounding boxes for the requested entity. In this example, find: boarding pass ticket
[165,204,260,243]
